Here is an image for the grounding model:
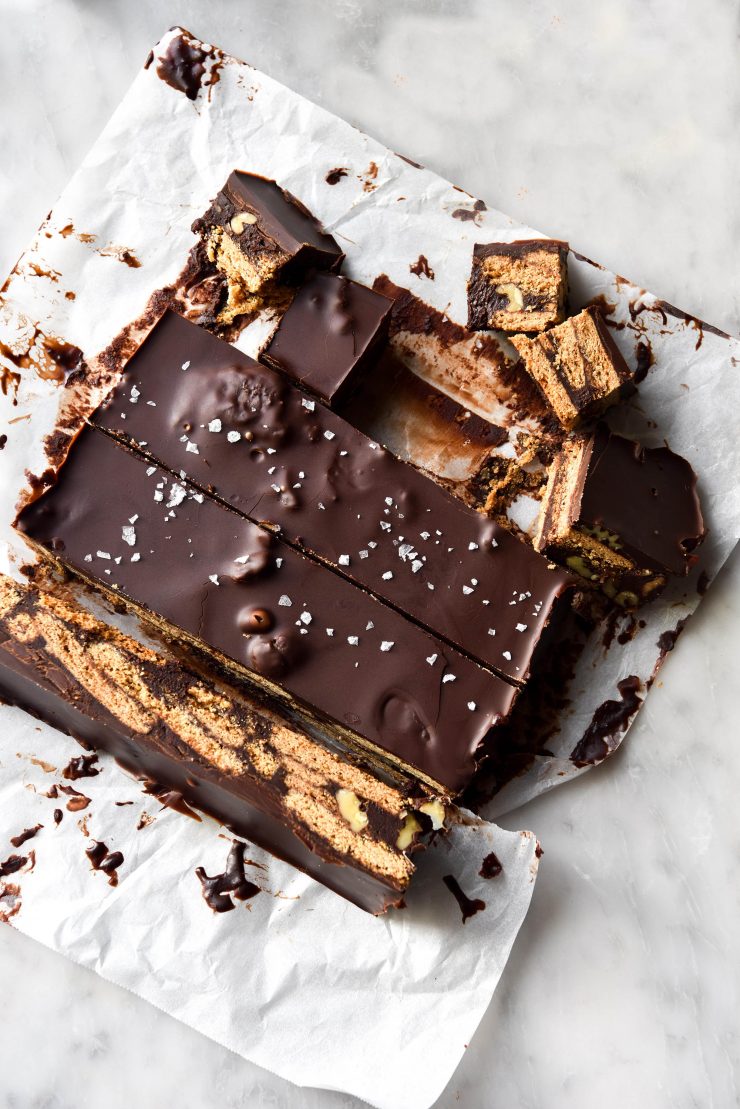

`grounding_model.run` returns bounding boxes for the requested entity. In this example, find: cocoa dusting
[479,852,503,879]
[195,840,261,913]
[442,875,485,923]
[570,676,642,766]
